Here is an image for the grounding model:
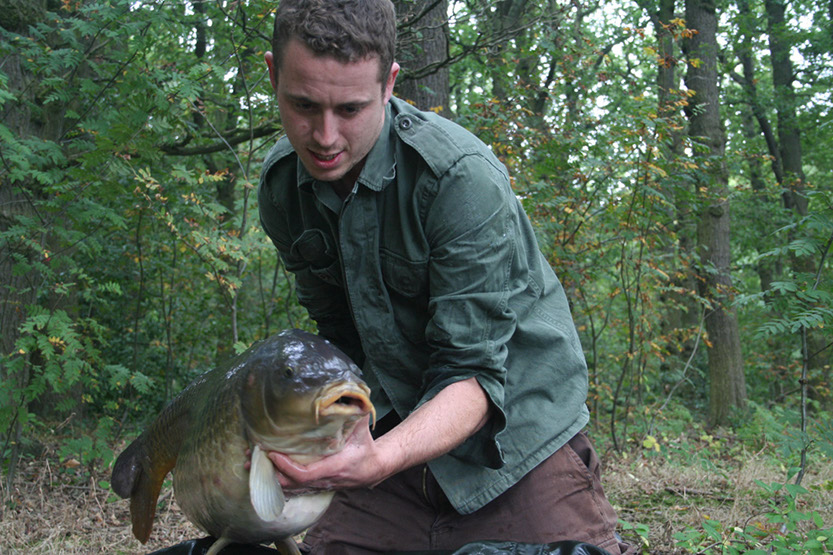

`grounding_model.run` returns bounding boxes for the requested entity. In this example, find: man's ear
[384,62,400,103]
[265,51,278,92]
